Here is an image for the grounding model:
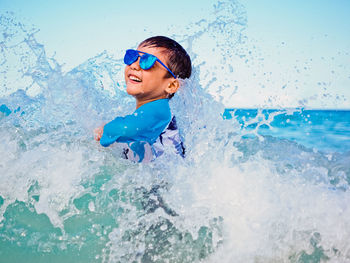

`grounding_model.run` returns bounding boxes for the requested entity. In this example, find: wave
[1,4,350,263]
